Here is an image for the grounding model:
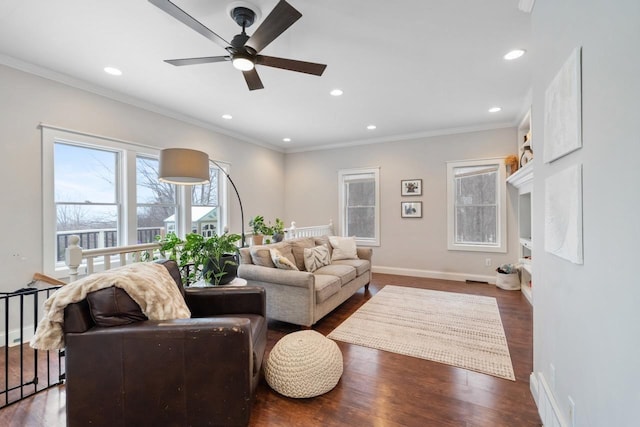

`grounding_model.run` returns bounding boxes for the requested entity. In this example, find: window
[42,126,227,277]
[54,143,120,261]
[446,158,507,252]
[136,155,176,244]
[190,164,221,236]
[338,168,380,246]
